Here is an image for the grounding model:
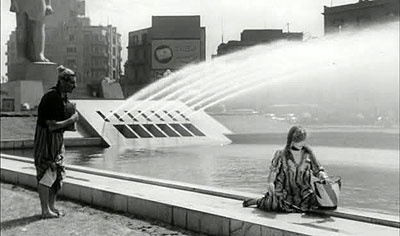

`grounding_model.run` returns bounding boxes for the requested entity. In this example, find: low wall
[0,137,105,150]
[227,132,400,150]
[1,154,399,236]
